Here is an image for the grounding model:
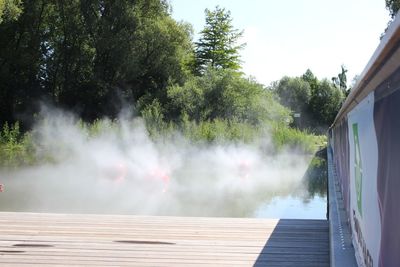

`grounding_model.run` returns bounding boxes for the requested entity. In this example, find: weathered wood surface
[0,212,329,266]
